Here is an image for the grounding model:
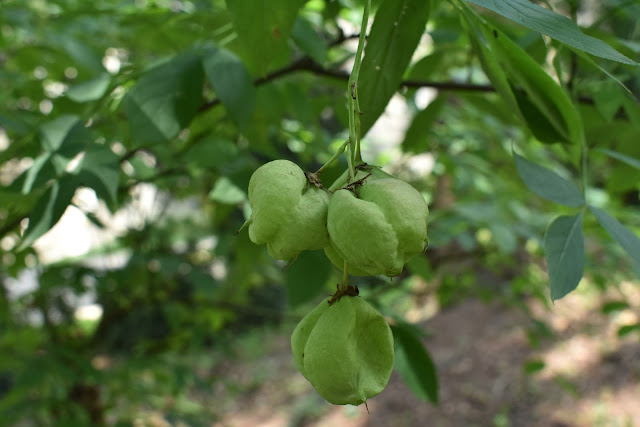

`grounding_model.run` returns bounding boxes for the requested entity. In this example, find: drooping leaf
[458,3,583,145]
[488,28,584,145]
[285,250,331,307]
[66,73,111,103]
[596,148,640,171]
[523,359,545,374]
[402,95,446,153]
[465,0,639,65]
[183,137,239,170]
[392,322,438,403]
[459,6,520,114]
[39,115,86,153]
[544,213,584,301]
[125,53,204,145]
[23,116,90,193]
[359,0,431,135]
[514,153,584,207]
[225,0,307,75]
[601,301,630,314]
[208,177,246,205]
[203,47,256,130]
[291,16,327,64]
[74,144,120,204]
[18,174,79,251]
[590,206,640,265]
[617,324,640,337]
